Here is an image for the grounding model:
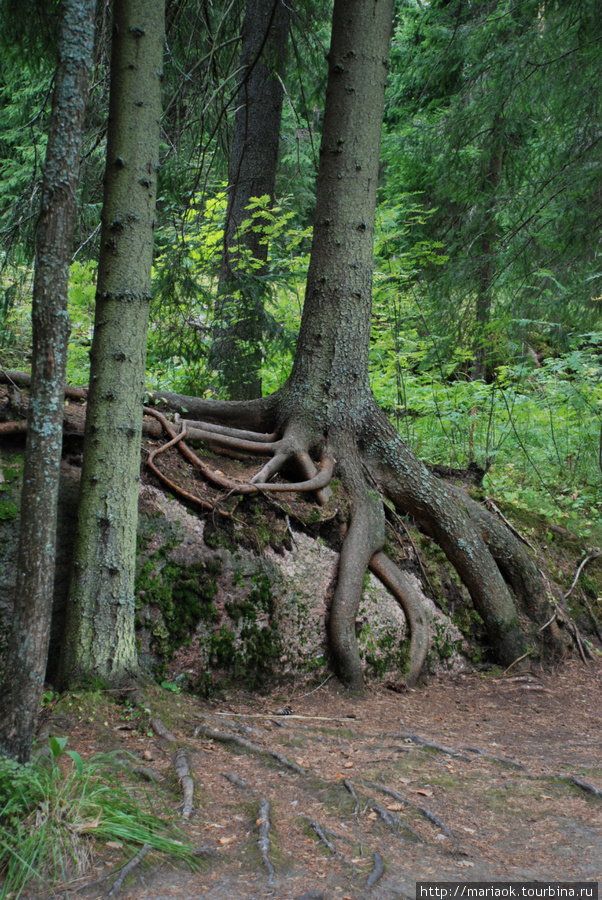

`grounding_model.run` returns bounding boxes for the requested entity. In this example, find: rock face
[0,450,468,690]
[135,486,468,691]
